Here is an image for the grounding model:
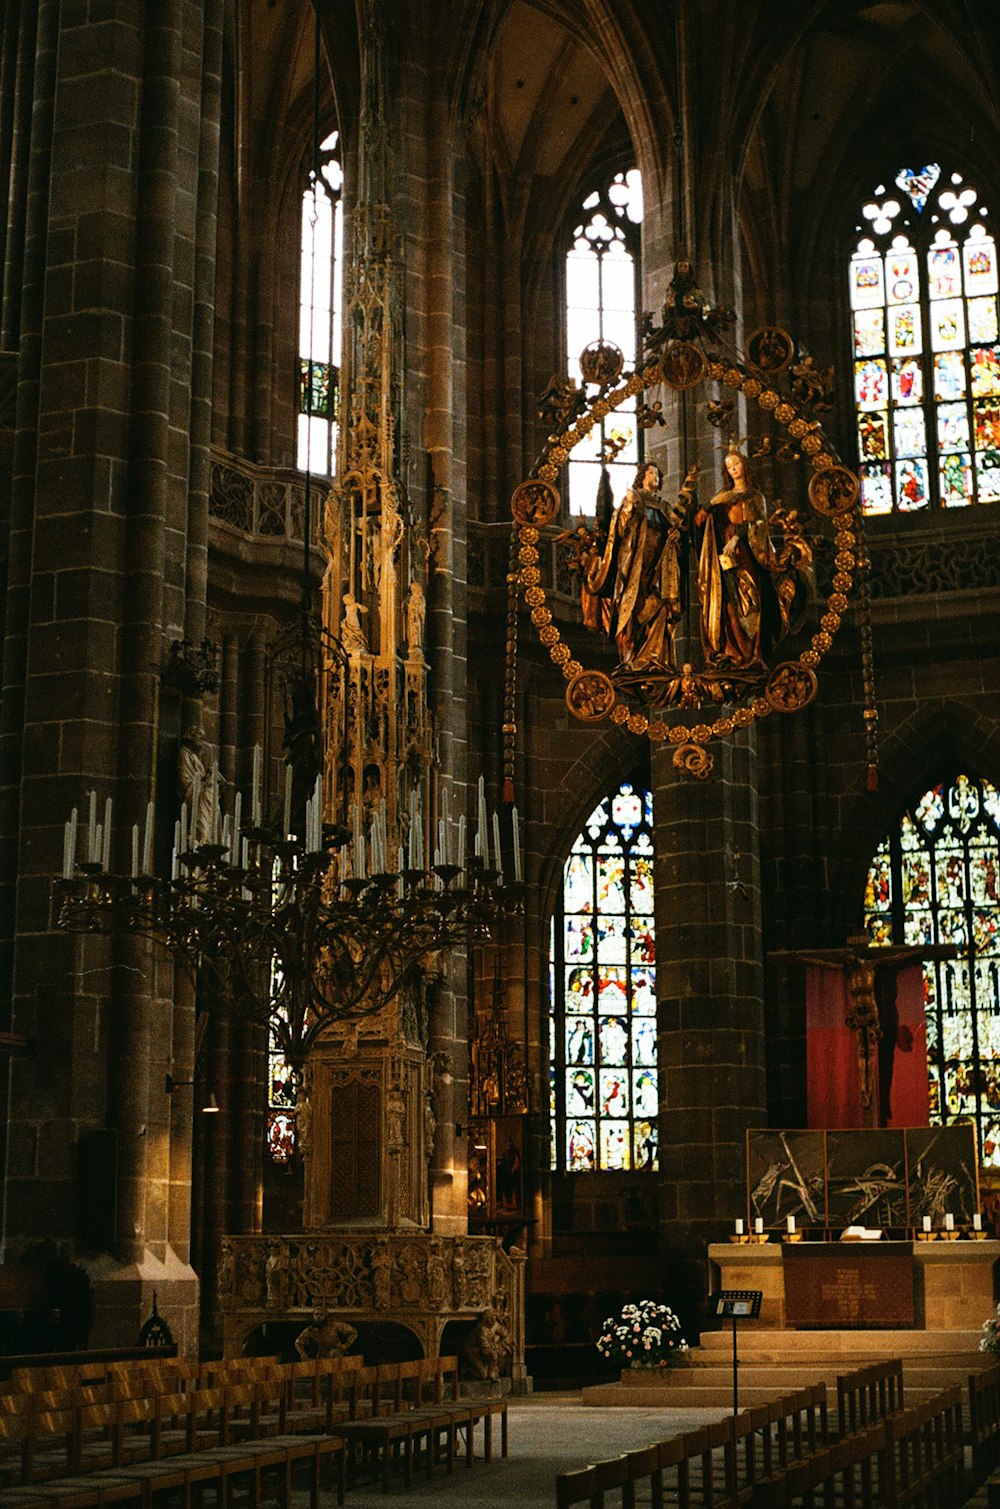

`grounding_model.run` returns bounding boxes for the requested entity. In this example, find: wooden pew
[836,1357,905,1436]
